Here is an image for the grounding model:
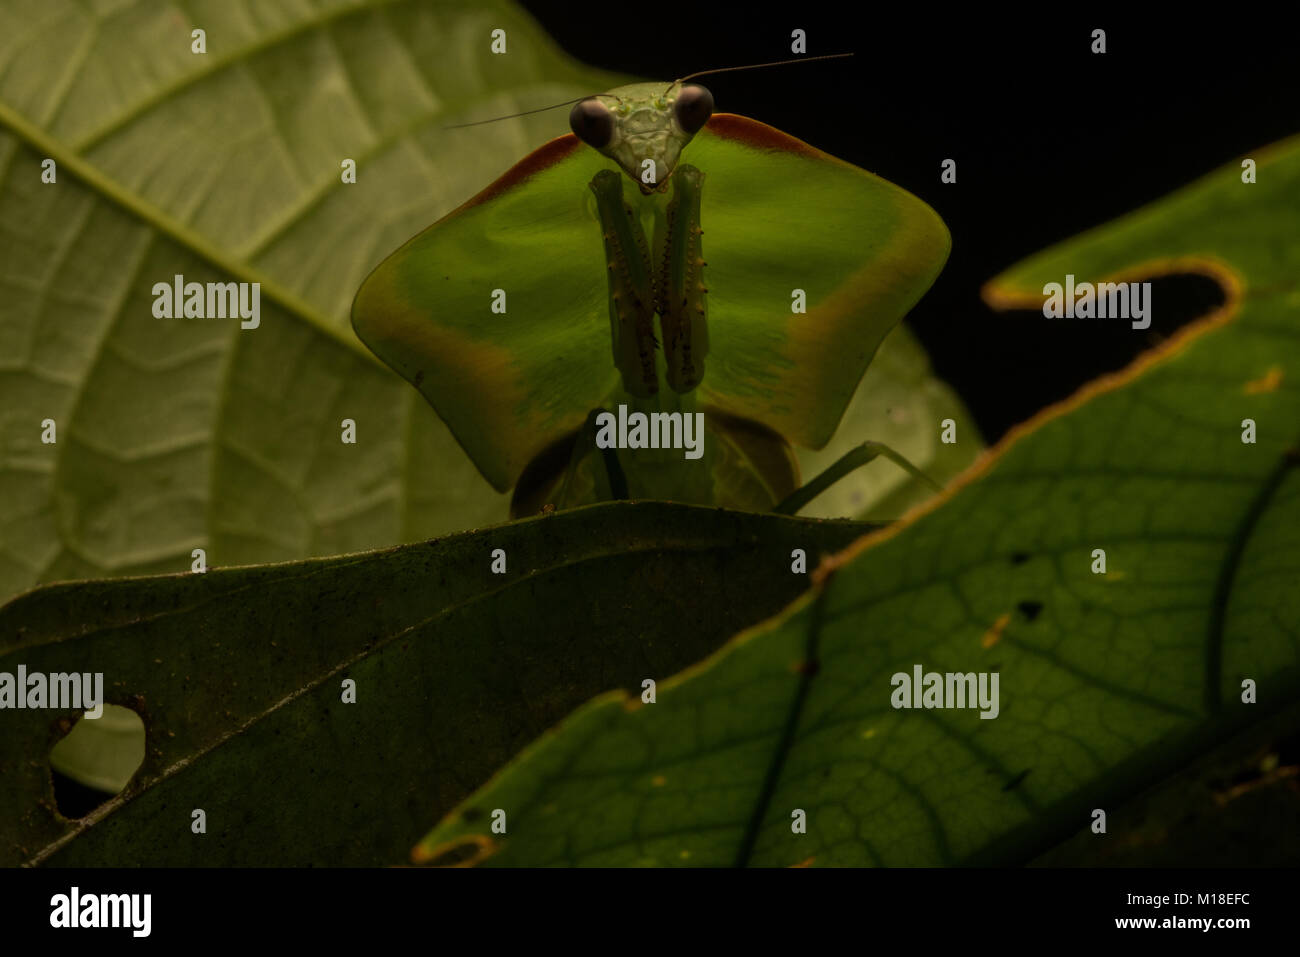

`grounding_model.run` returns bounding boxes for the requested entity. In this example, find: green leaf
[0,0,629,607]
[415,135,1300,866]
[0,502,873,866]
